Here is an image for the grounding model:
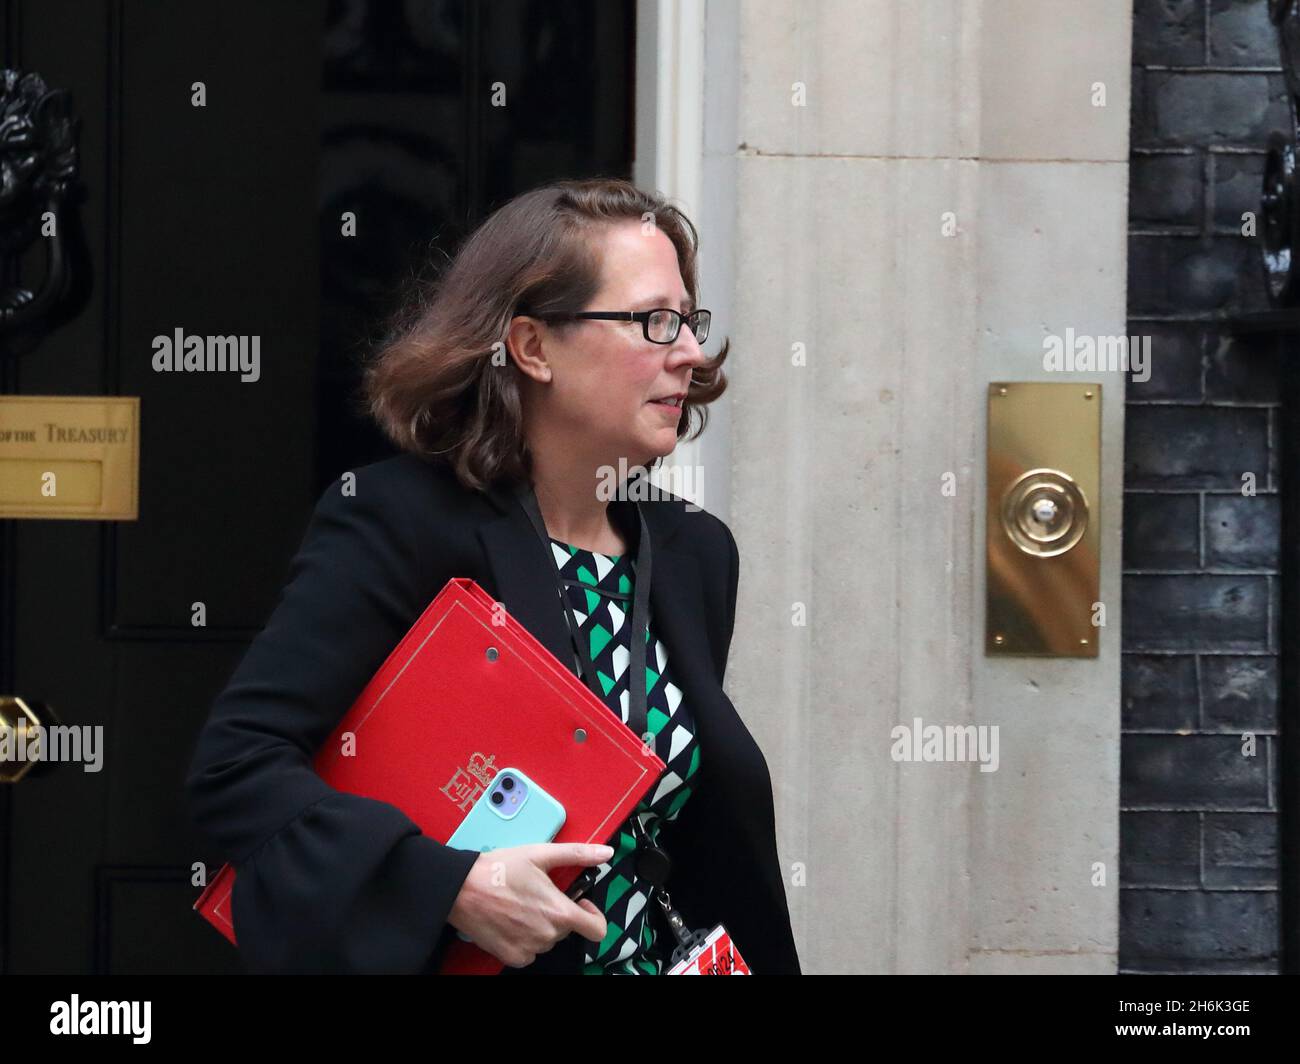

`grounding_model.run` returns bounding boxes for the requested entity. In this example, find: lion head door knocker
[0,68,83,335]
